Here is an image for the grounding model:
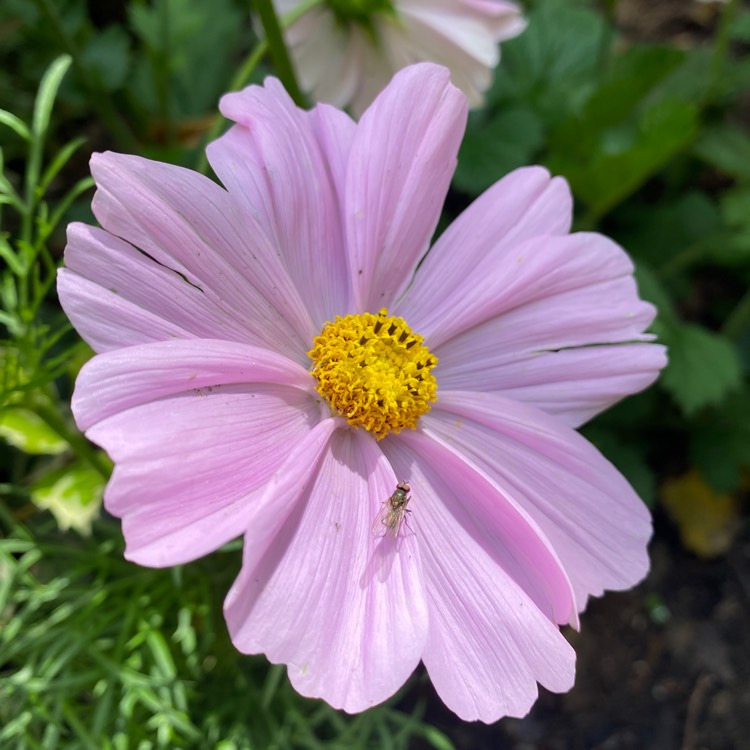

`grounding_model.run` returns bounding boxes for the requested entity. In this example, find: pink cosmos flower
[273,0,526,115]
[59,63,666,722]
